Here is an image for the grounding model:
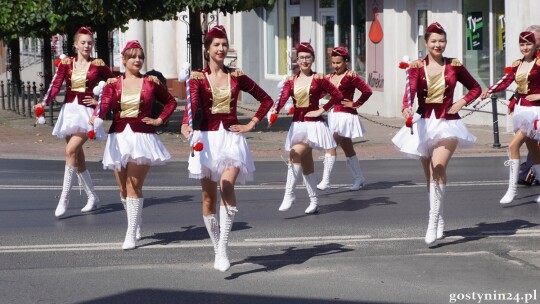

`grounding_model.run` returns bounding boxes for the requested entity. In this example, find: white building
[118,0,540,128]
